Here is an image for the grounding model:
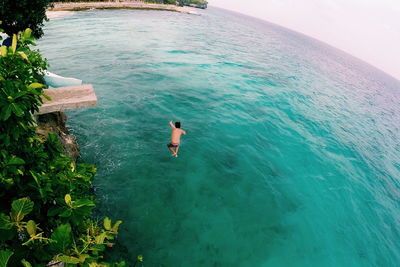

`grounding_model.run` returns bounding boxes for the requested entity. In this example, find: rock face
[46,260,65,267]
[36,112,80,161]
